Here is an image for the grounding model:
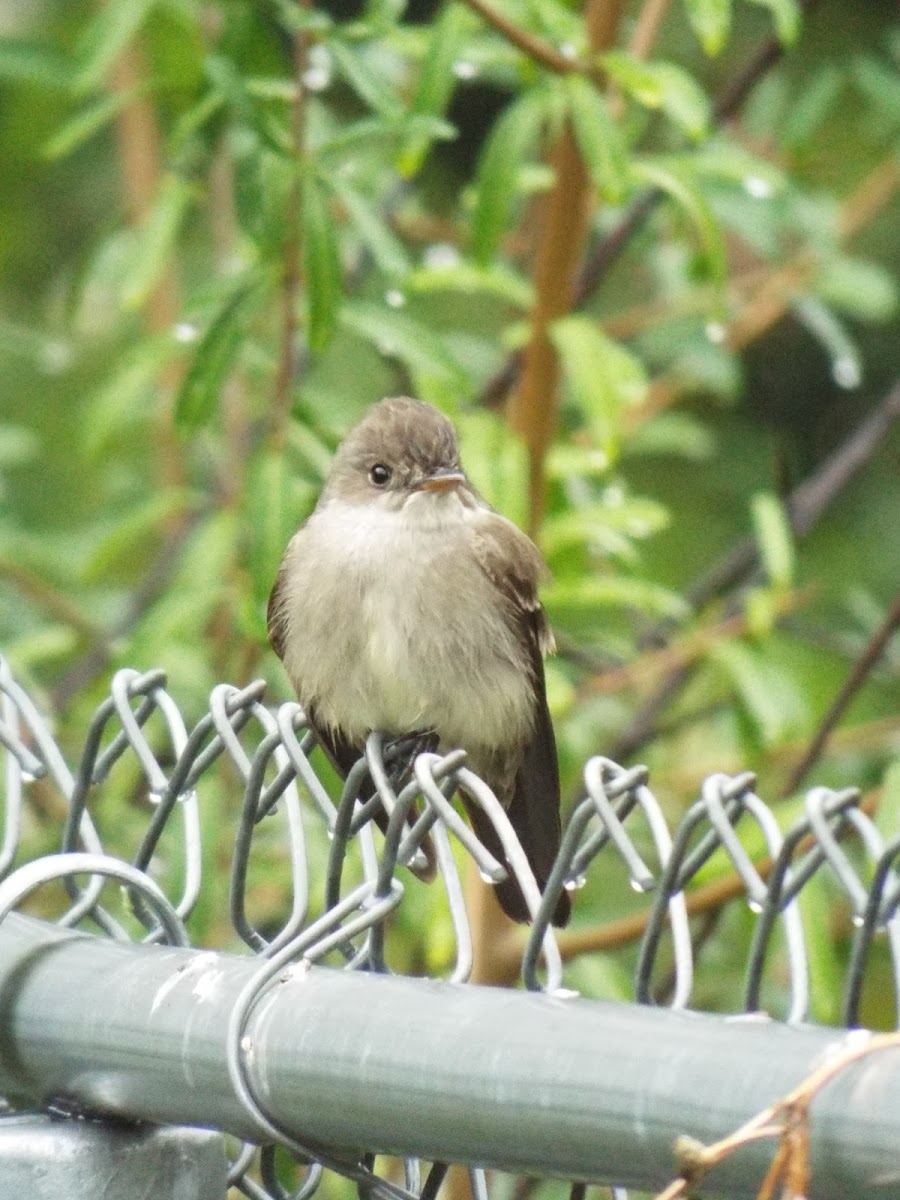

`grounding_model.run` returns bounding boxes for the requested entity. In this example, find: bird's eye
[368,463,392,487]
